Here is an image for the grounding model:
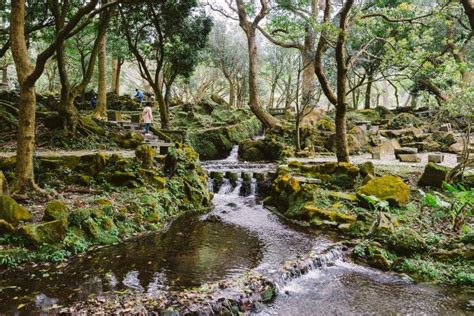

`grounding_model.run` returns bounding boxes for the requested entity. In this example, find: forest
[0,0,473,313]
